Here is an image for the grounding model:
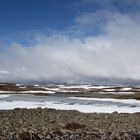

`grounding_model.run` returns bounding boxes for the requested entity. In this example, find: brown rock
[18,132,31,140]
[18,132,41,140]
